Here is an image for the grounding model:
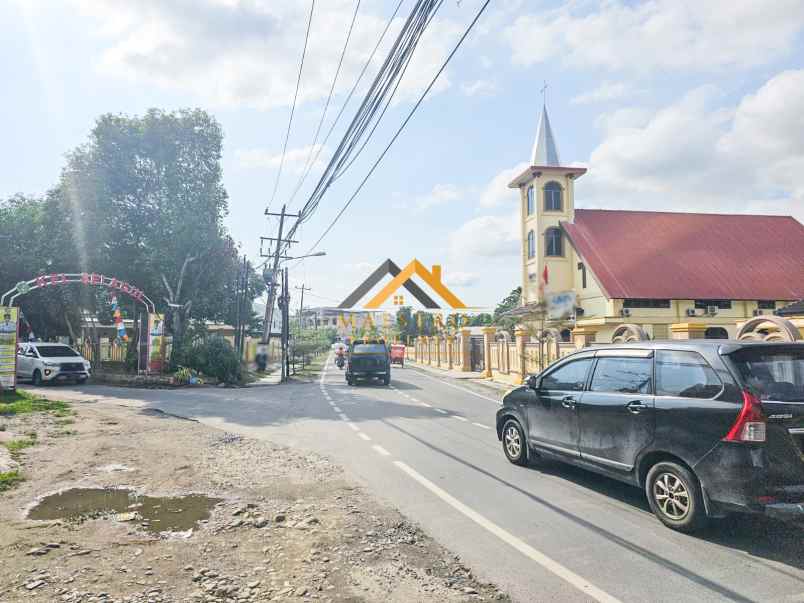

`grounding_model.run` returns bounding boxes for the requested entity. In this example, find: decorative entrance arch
[2,272,155,312]
[736,315,801,342]
[611,323,651,343]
